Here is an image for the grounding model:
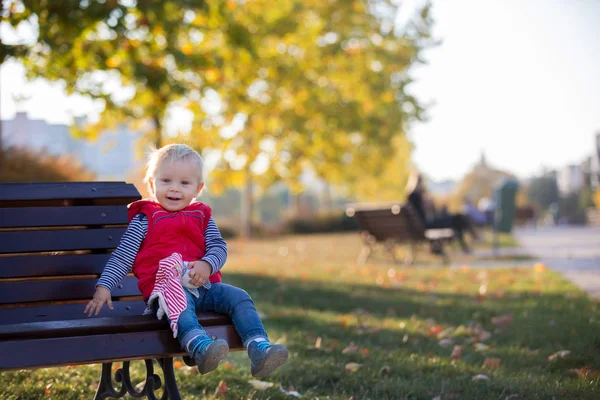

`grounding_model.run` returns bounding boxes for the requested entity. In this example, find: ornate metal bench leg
[357,233,375,264]
[384,240,398,263]
[94,362,126,400]
[94,359,177,400]
[157,358,182,400]
[403,242,417,265]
